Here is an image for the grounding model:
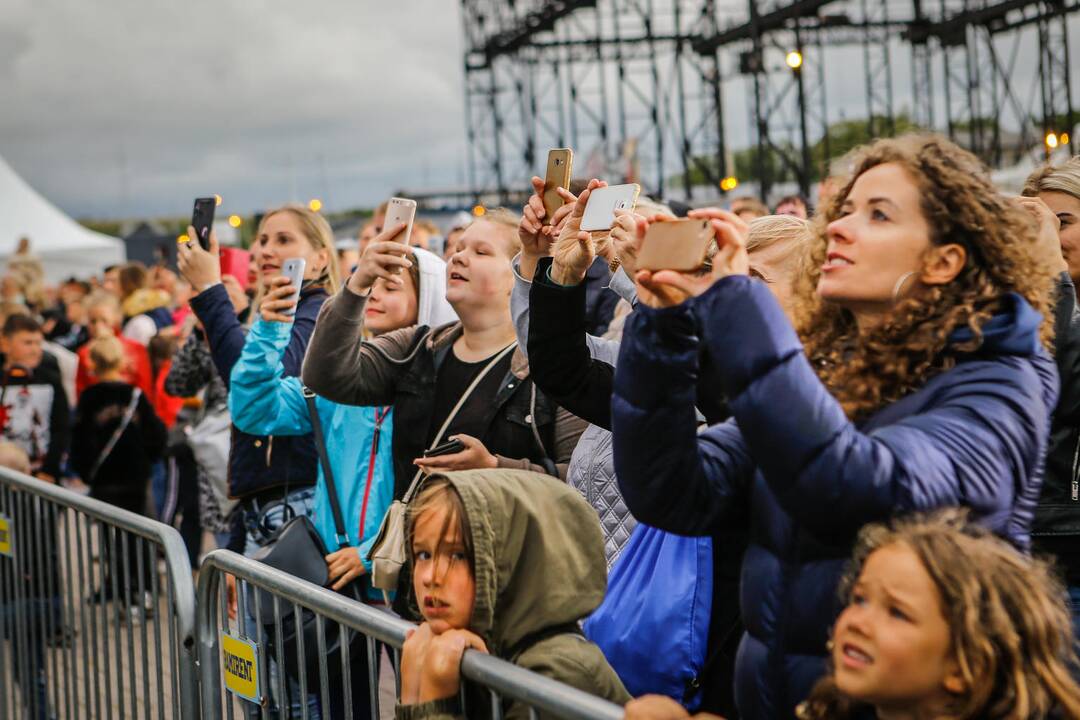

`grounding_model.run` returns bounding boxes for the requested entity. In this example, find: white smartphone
[580,183,641,232]
[280,258,306,317]
[384,197,417,245]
